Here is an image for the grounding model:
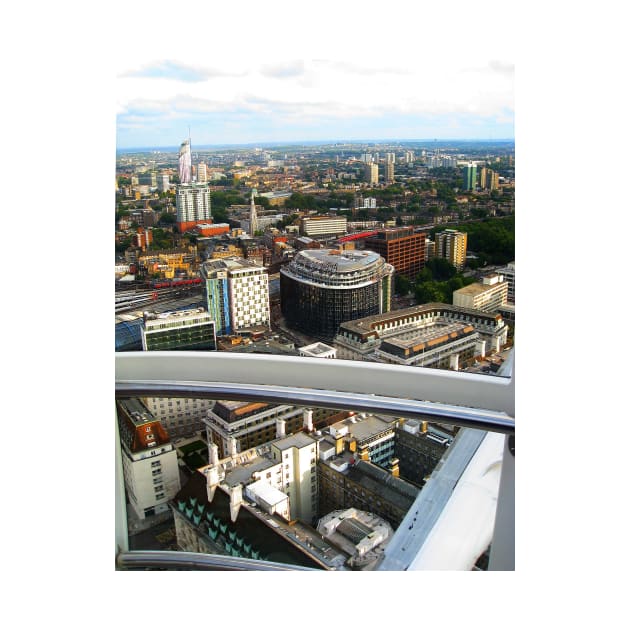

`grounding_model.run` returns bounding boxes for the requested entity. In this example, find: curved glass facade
[280,249,393,340]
